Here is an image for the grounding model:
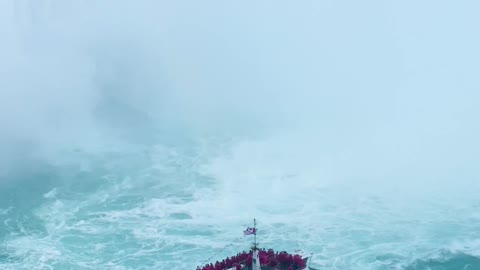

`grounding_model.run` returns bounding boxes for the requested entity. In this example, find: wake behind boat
[196,219,318,270]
